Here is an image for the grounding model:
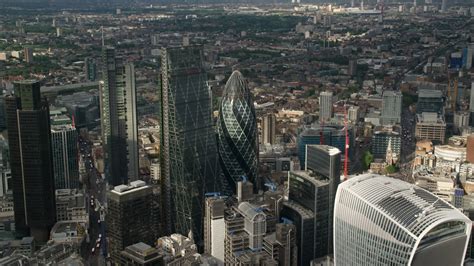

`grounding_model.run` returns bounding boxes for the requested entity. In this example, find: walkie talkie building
[216,71,259,192]
[334,174,471,266]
